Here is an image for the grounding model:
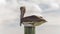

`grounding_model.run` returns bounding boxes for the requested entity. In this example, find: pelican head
[20,6,26,26]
